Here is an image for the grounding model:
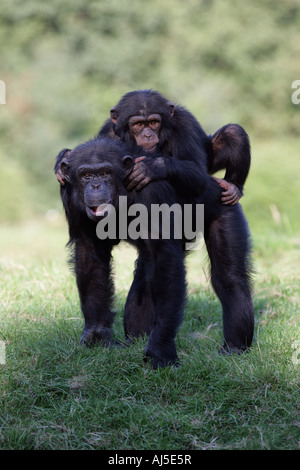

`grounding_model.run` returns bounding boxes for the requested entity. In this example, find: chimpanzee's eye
[134,122,144,129]
[149,120,160,129]
[81,172,92,181]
